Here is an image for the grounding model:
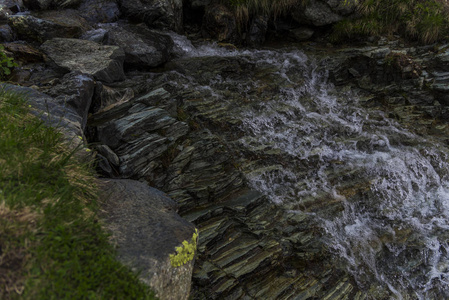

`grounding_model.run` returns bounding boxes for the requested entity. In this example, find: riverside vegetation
[0,89,155,299]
